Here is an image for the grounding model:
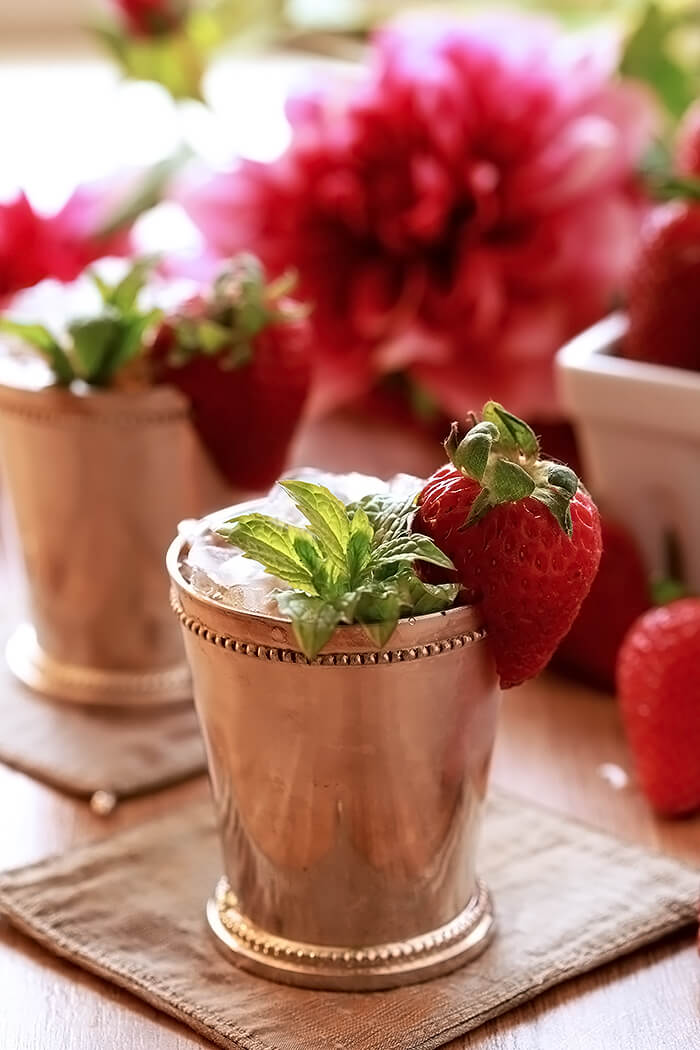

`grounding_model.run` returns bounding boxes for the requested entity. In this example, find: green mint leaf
[346,506,373,585]
[395,571,460,616]
[351,492,417,545]
[218,514,318,592]
[292,533,340,597]
[0,319,74,385]
[278,481,351,571]
[353,584,401,648]
[109,310,162,377]
[334,589,361,623]
[292,534,323,575]
[360,618,400,648]
[90,272,114,305]
[70,307,162,386]
[220,484,460,657]
[67,316,123,385]
[372,533,454,571]
[275,592,341,660]
[110,259,154,312]
[482,401,539,457]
